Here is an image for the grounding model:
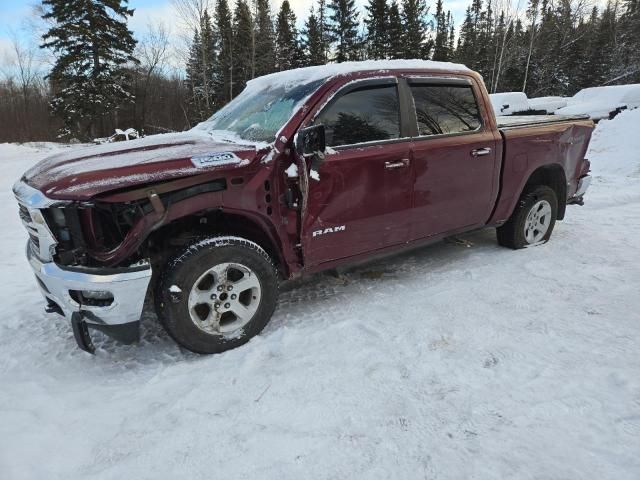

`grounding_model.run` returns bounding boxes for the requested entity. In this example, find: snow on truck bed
[489,92,530,115]
[527,96,568,113]
[1,110,640,479]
